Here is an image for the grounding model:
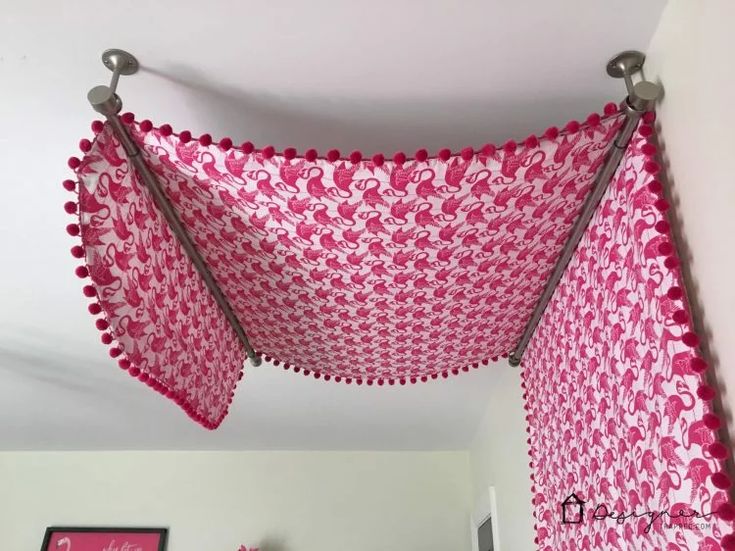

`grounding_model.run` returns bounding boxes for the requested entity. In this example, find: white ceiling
[0,0,667,450]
